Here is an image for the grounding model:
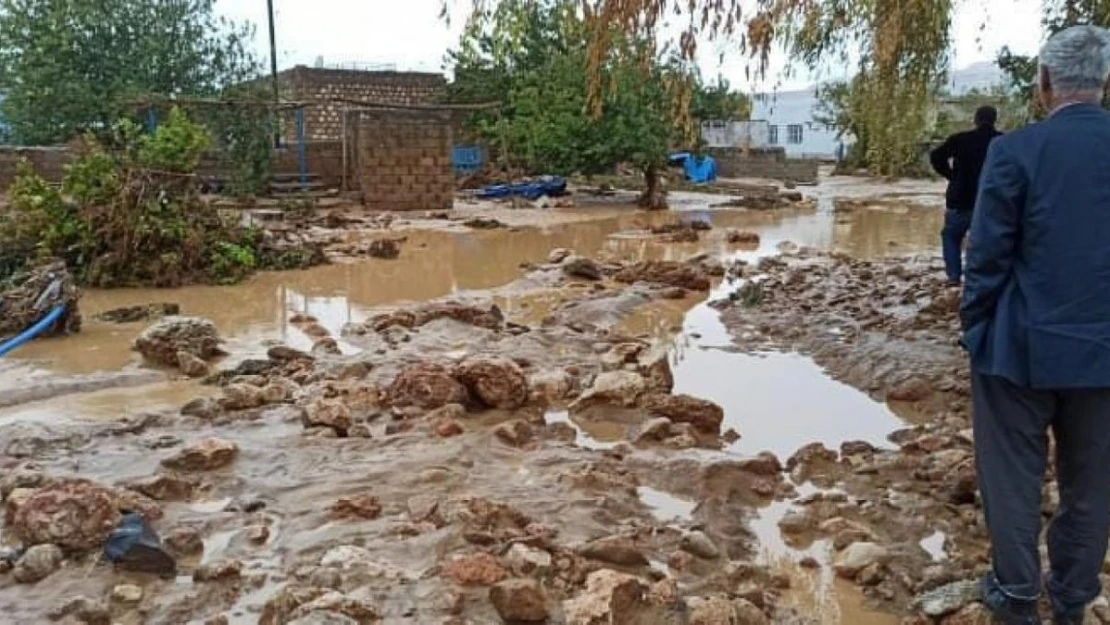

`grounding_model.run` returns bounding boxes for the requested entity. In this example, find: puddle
[637,486,696,523]
[545,410,619,450]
